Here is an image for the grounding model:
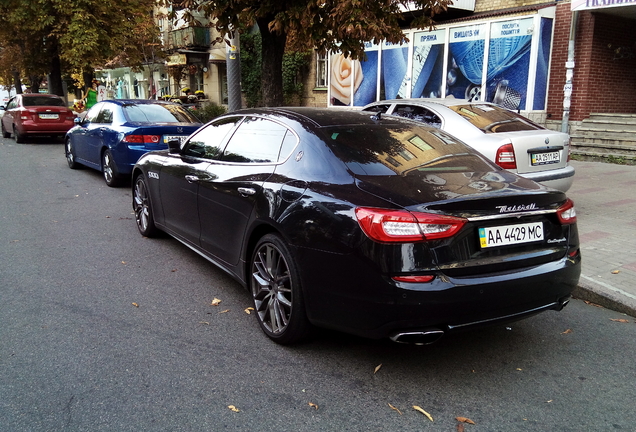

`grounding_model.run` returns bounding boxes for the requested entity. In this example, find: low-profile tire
[250,234,311,344]
[101,149,123,187]
[132,174,159,237]
[1,122,9,138]
[65,139,80,169]
[13,125,24,143]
